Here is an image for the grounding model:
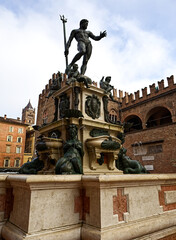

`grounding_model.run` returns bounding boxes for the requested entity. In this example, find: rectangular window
[18,128,23,133]
[14,159,20,167]
[9,126,13,132]
[17,137,22,143]
[4,159,10,168]
[6,145,11,153]
[7,135,12,142]
[148,145,163,154]
[16,146,21,154]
